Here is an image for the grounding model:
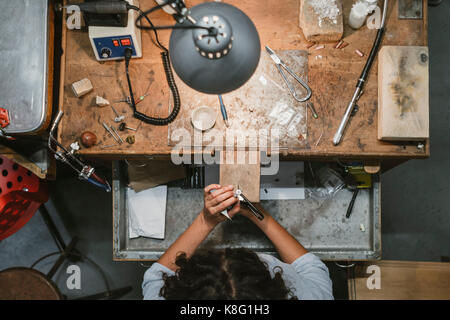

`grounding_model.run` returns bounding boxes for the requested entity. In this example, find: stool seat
[0,267,62,300]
